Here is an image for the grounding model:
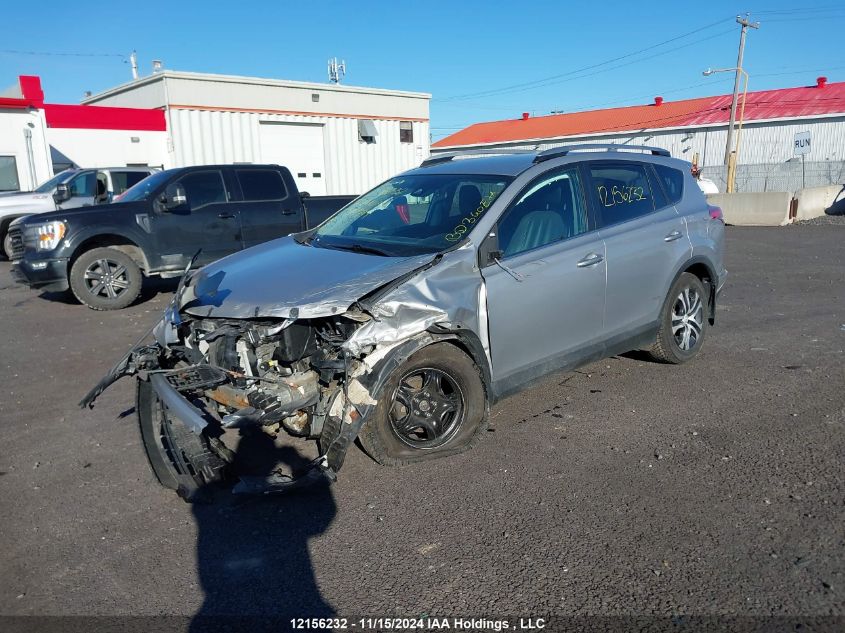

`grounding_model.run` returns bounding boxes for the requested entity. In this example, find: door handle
[664,230,683,242]
[576,253,604,268]
[281,209,297,216]
[218,212,236,219]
